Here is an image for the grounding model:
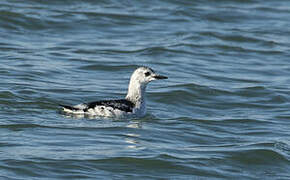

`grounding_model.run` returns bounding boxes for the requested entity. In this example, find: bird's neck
[126,82,147,107]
